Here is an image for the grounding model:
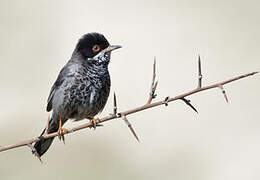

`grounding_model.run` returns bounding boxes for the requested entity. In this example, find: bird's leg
[90,118,101,129]
[57,118,67,144]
